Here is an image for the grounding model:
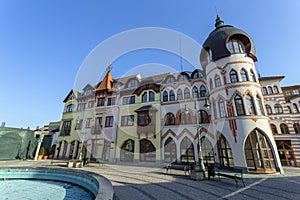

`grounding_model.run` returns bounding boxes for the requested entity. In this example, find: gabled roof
[281,85,300,90]
[258,76,285,82]
[63,89,78,103]
[96,71,113,91]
